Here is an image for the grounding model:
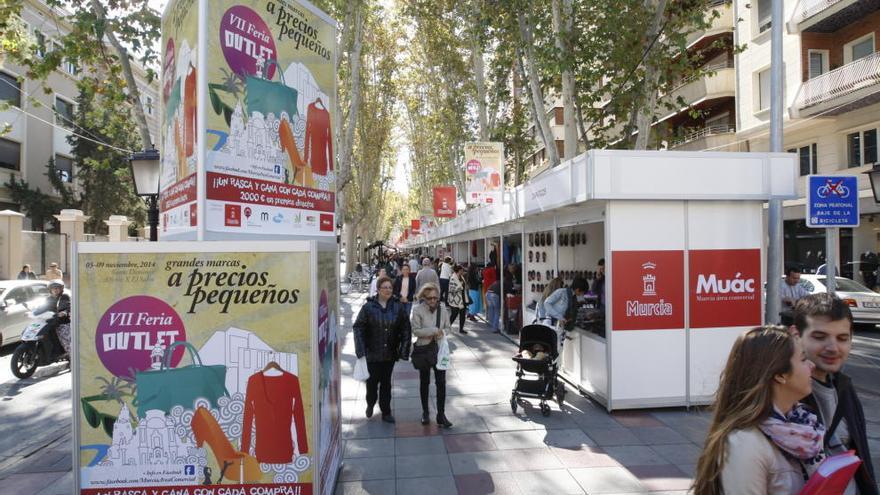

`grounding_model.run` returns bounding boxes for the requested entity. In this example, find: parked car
[0,280,54,347]
[798,274,880,328]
